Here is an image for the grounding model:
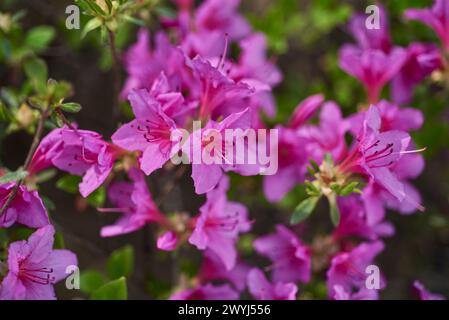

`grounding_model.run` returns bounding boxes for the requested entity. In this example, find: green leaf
[0,169,28,184]
[91,277,127,300]
[80,270,107,294]
[24,26,55,52]
[107,245,134,279]
[290,196,320,225]
[86,186,106,207]
[60,102,82,113]
[56,174,82,194]
[82,17,102,38]
[328,193,340,226]
[339,181,359,196]
[122,15,145,27]
[23,58,48,94]
[54,232,65,249]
